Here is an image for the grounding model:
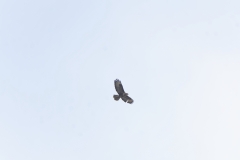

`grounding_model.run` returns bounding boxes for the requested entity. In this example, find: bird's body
[113,79,134,104]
